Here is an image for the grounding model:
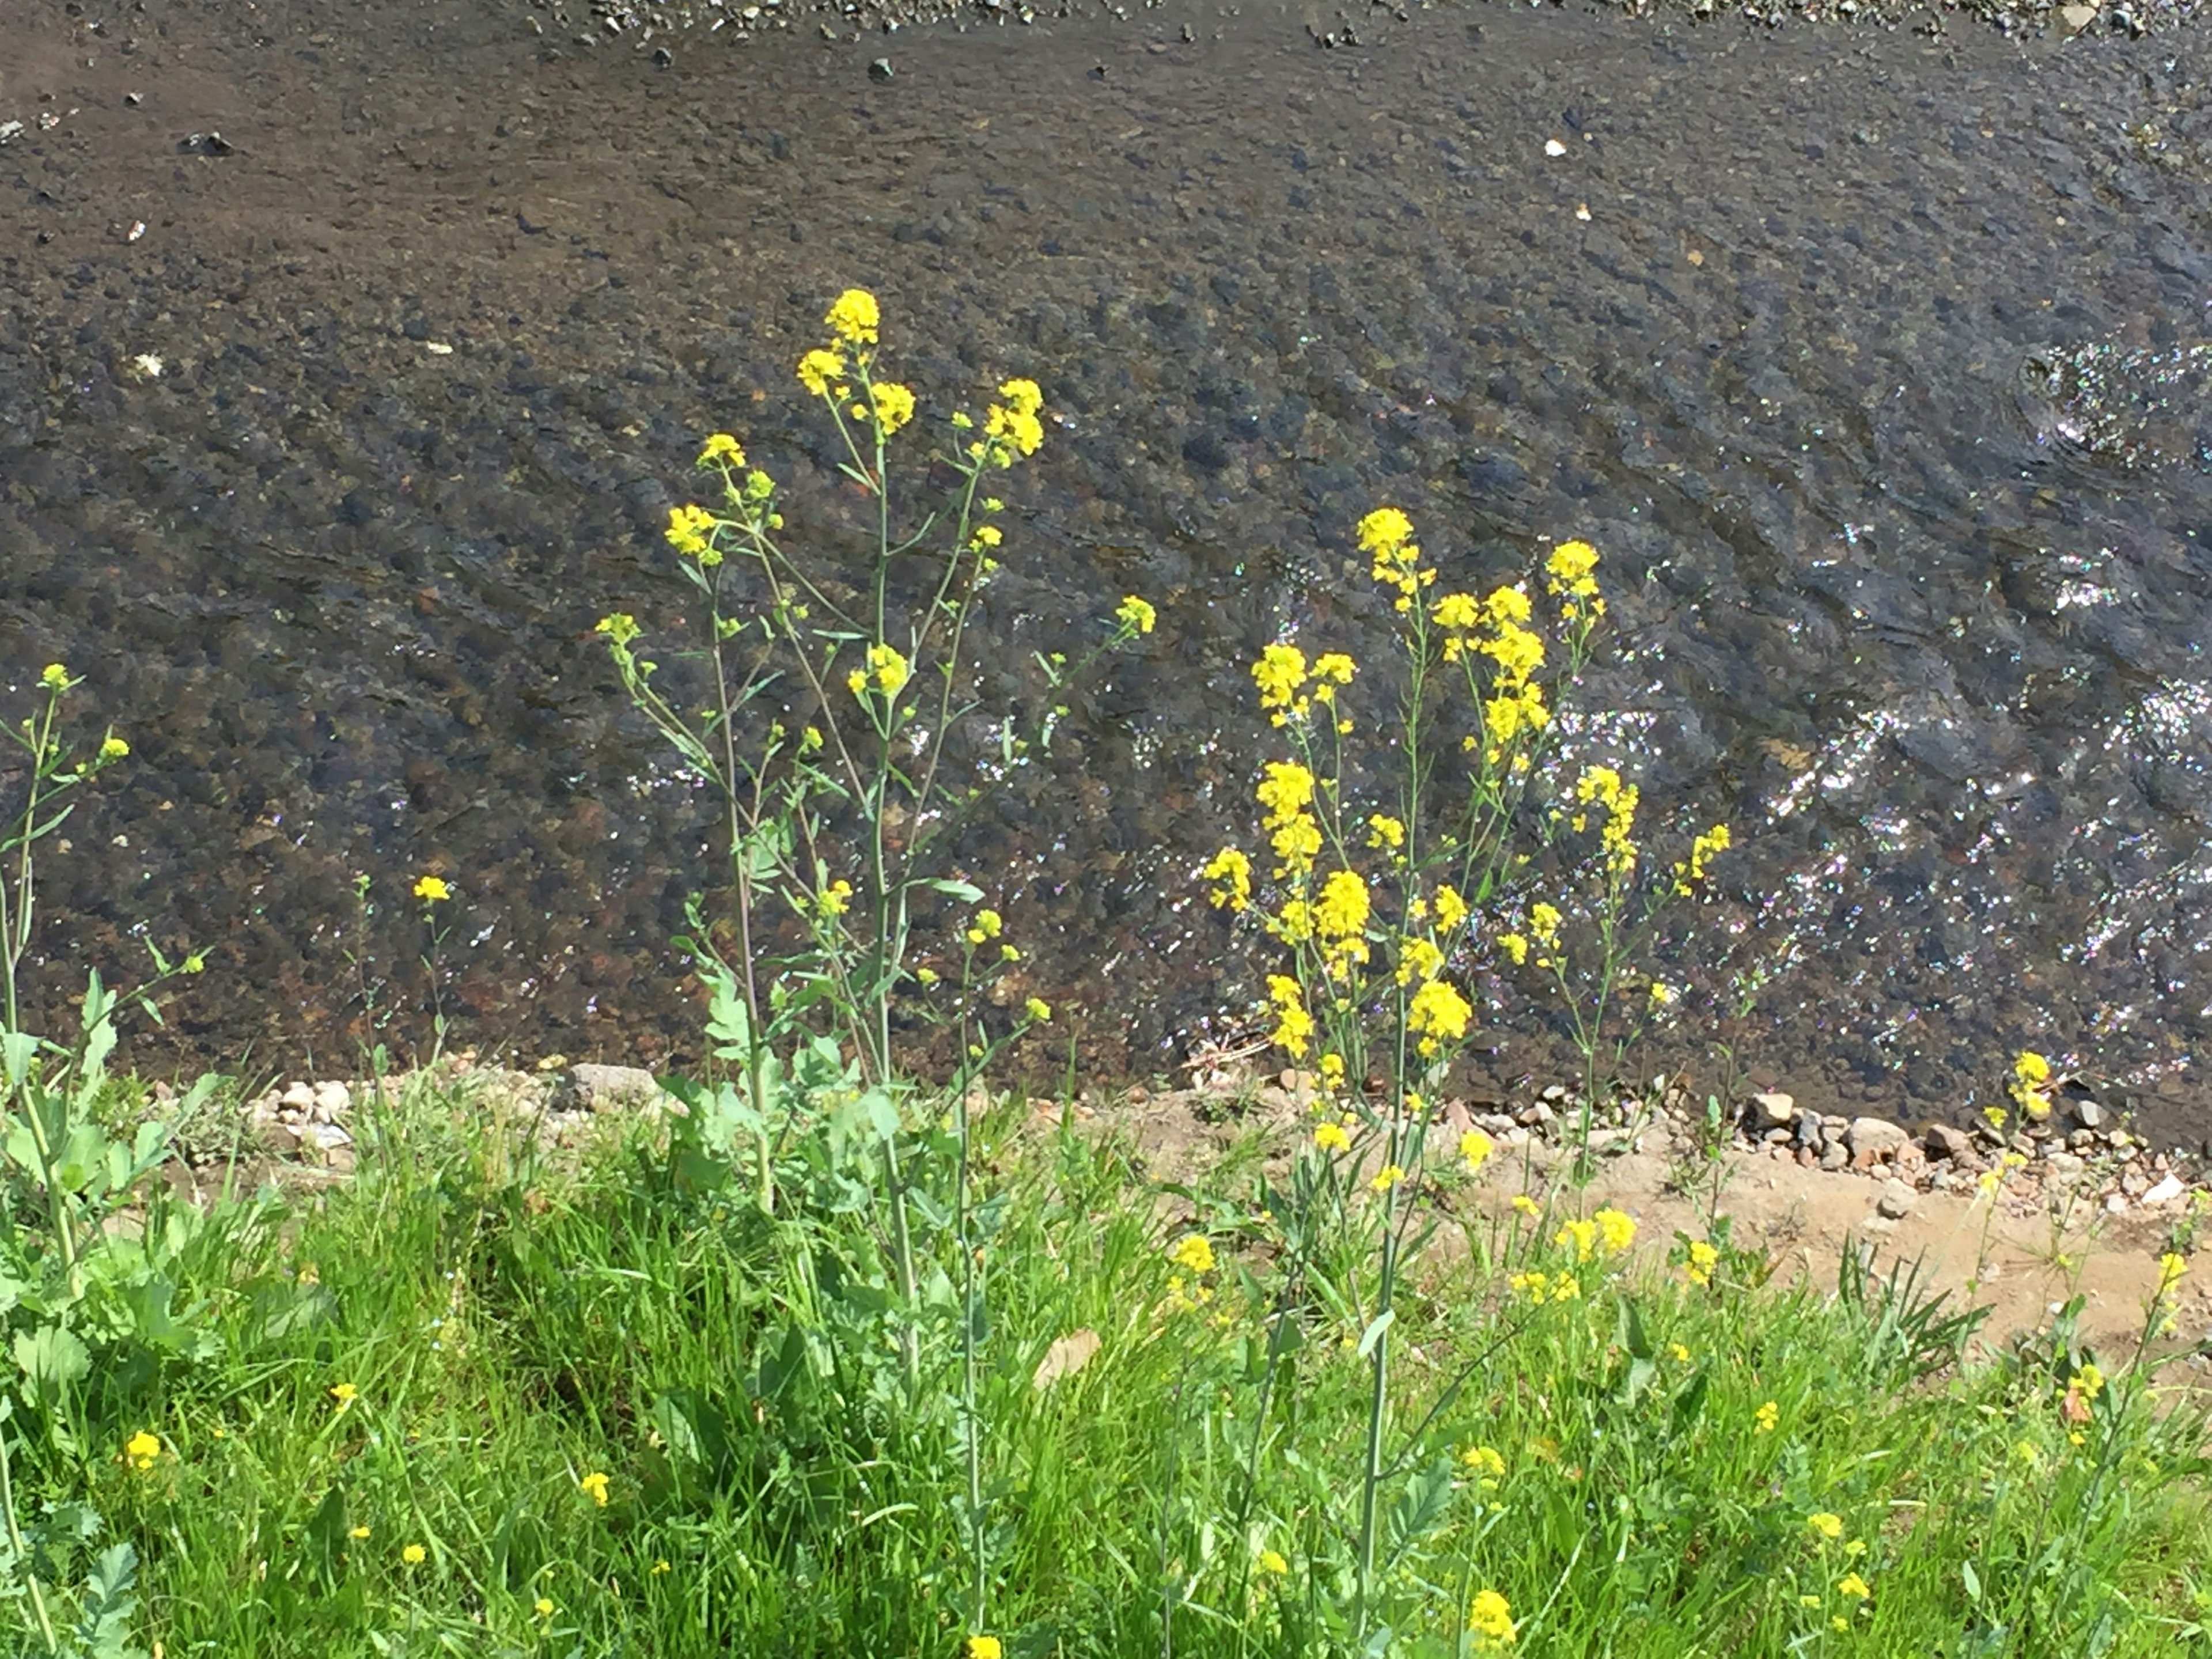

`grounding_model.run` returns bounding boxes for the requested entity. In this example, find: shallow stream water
[8,0,2212,1137]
